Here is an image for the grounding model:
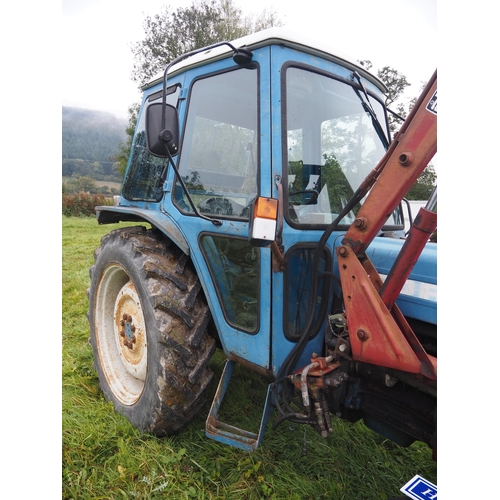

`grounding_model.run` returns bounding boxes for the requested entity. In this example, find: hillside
[62,107,127,189]
[62,107,127,162]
